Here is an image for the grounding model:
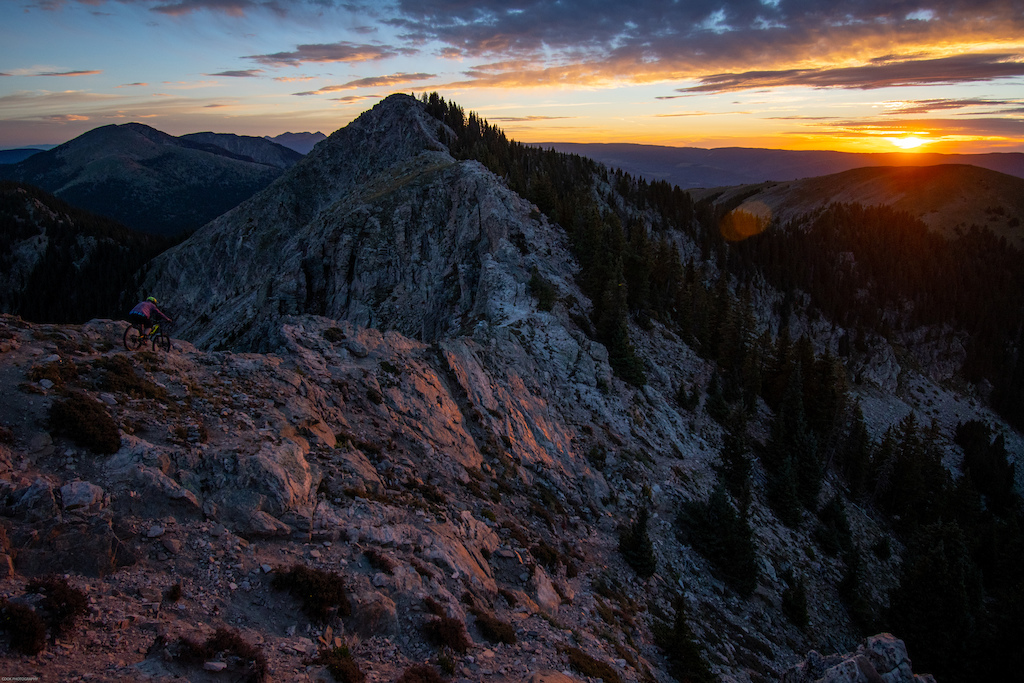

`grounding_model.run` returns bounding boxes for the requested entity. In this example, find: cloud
[328,95,384,103]
[677,54,1024,94]
[208,69,264,77]
[149,0,261,17]
[880,98,1023,115]
[43,114,90,122]
[246,42,412,67]
[488,115,574,122]
[294,72,435,95]
[273,75,316,82]
[117,82,149,87]
[35,69,103,77]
